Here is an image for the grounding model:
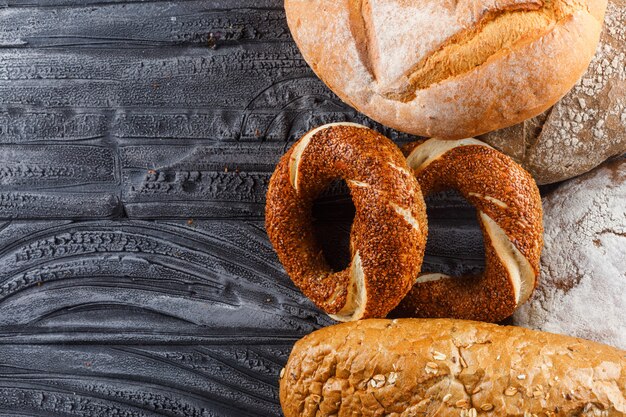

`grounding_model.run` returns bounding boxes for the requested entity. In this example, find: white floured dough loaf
[513,158,626,349]
[285,0,607,139]
[481,0,625,185]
